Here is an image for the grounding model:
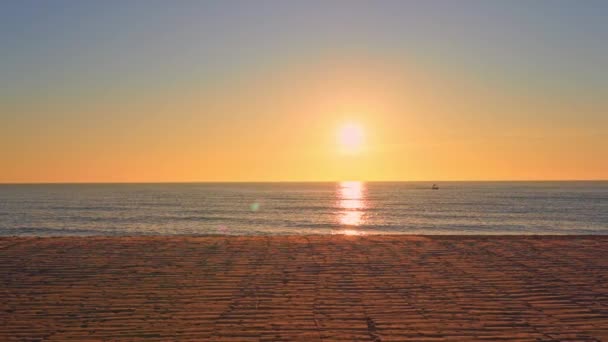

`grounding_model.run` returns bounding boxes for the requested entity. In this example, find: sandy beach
[1,236,607,341]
